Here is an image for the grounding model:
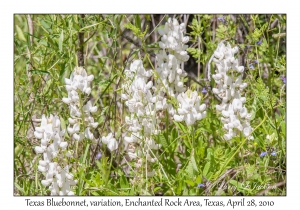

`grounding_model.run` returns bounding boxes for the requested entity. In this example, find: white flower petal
[34,131,43,139]
[85,87,91,95]
[64,78,71,85]
[68,118,76,124]
[41,179,51,186]
[107,138,118,151]
[199,104,206,112]
[59,142,68,149]
[90,106,97,113]
[35,146,45,154]
[174,114,184,122]
[87,75,94,82]
[62,98,71,104]
[38,165,47,172]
